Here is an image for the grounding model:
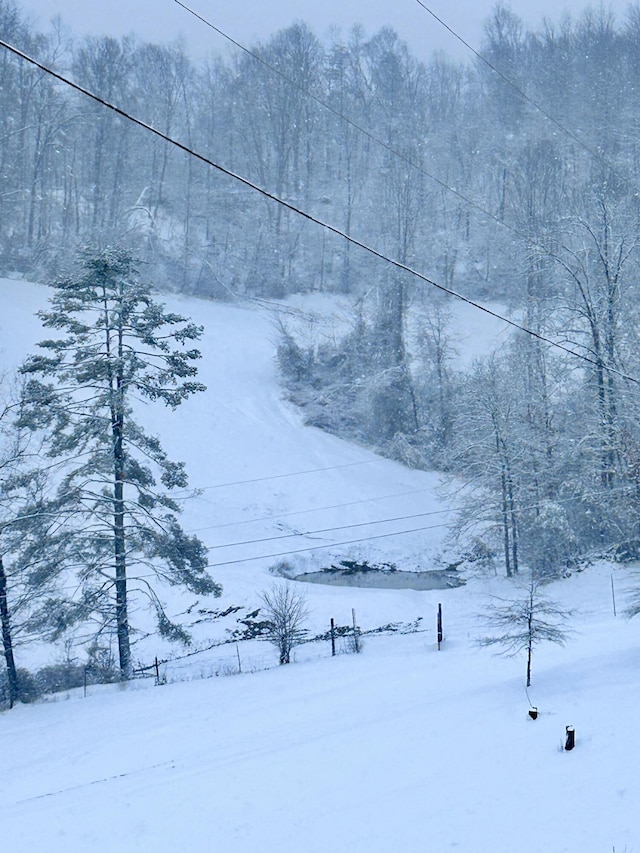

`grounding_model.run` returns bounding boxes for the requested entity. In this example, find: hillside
[1,278,640,851]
